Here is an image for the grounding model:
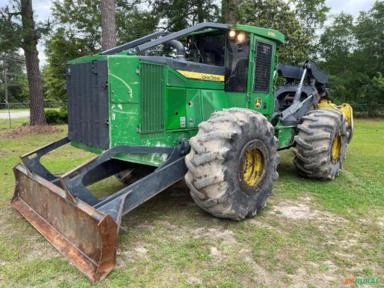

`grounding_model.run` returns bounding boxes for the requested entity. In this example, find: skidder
[10,23,353,281]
